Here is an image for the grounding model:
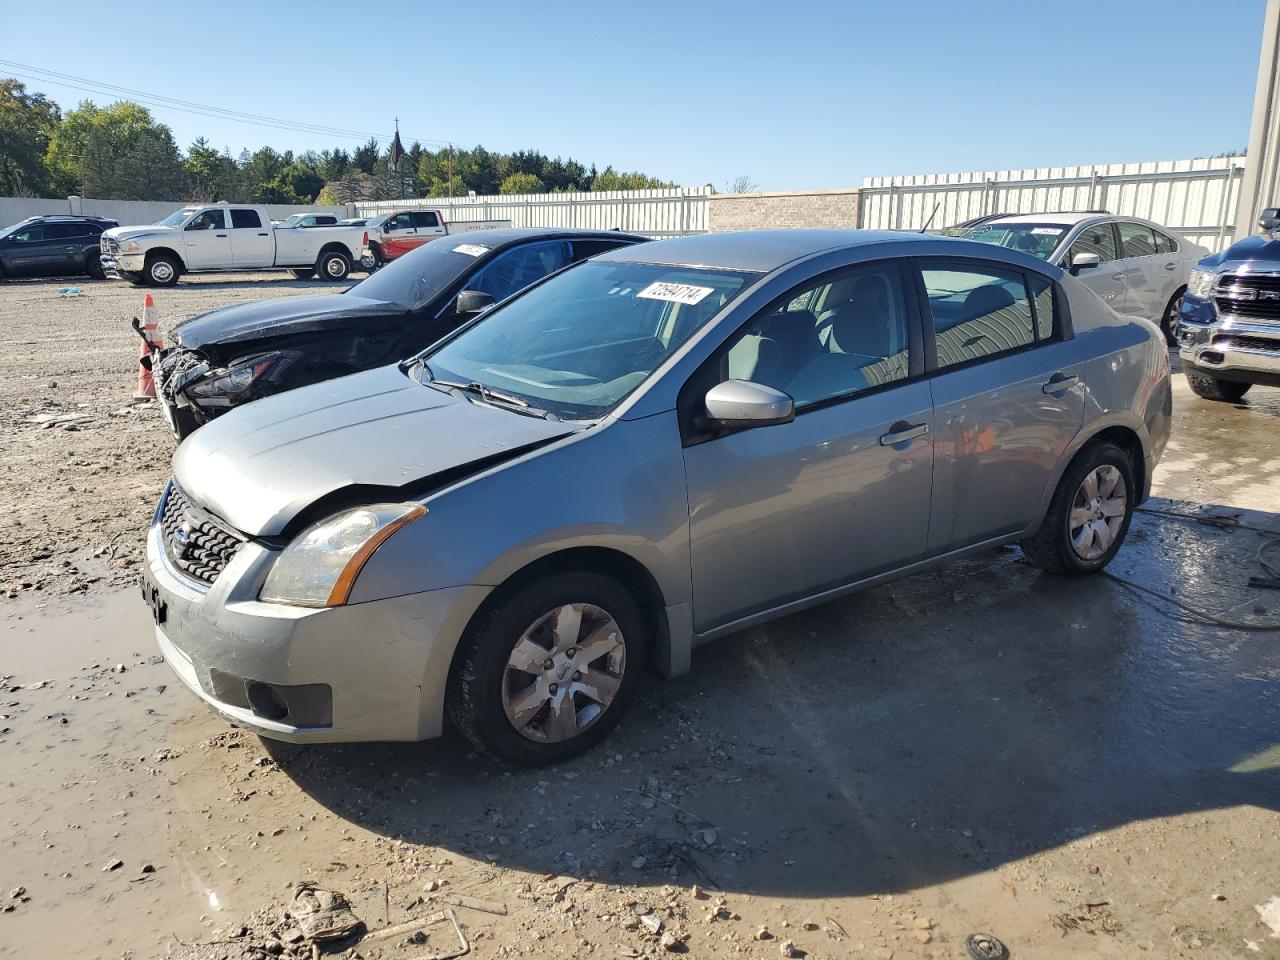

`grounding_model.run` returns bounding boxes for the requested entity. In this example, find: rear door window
[920,263,1036,368]
[465,240,571,302]
[1117,222,1158,259]
[1067,224,1119,264]
[1153,229,1179,254]
[230,209,262,229]
[410,211,440,228]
